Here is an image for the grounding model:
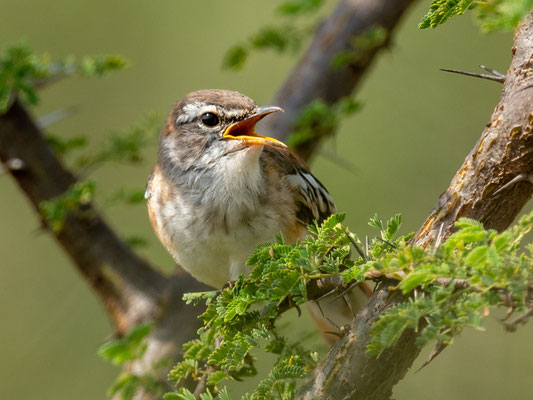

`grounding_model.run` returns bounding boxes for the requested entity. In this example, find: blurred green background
[1,0,532,399]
